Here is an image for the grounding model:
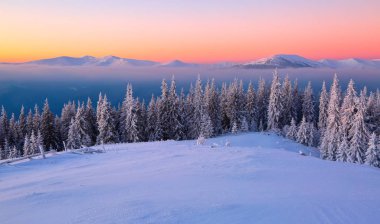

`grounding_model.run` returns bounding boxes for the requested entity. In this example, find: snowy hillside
[239,54,323,69]
[1,132,380,224]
